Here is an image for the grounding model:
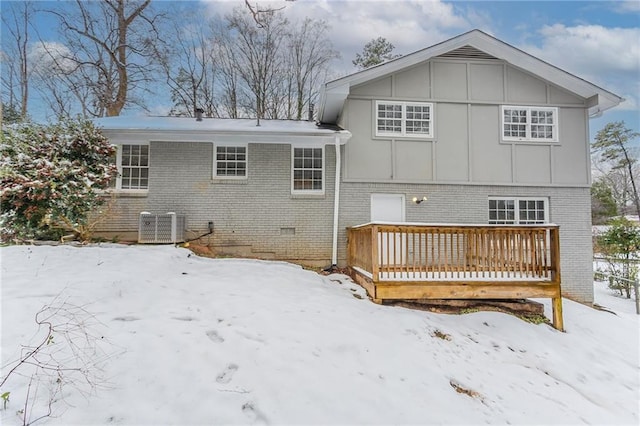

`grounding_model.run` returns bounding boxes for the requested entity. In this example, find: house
[94,30,622,306]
